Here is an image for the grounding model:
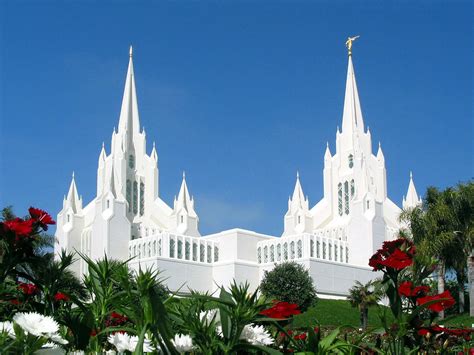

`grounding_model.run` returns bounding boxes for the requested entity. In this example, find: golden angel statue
[345,35,360,56]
